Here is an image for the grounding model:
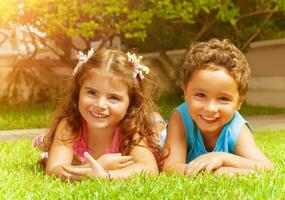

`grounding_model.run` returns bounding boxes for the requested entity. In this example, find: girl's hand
[59,164,89,181]
[97,153,134,170]
[184,152,226,175]
[62,152,108,180]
